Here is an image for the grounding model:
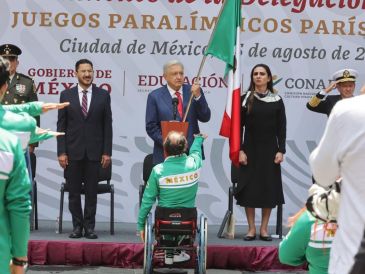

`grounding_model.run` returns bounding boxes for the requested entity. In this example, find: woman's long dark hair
[246,64,274,114]
[0,57,10,89]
